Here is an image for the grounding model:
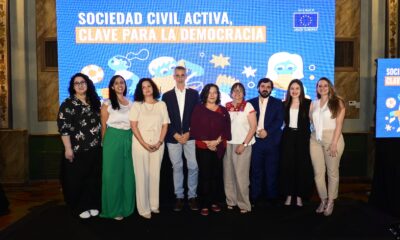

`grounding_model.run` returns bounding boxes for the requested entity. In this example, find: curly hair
[134,78,160,102]
[316,77,344,118]
[200,83,221,105]
[68,73,101,112]
[108,75,127,110]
